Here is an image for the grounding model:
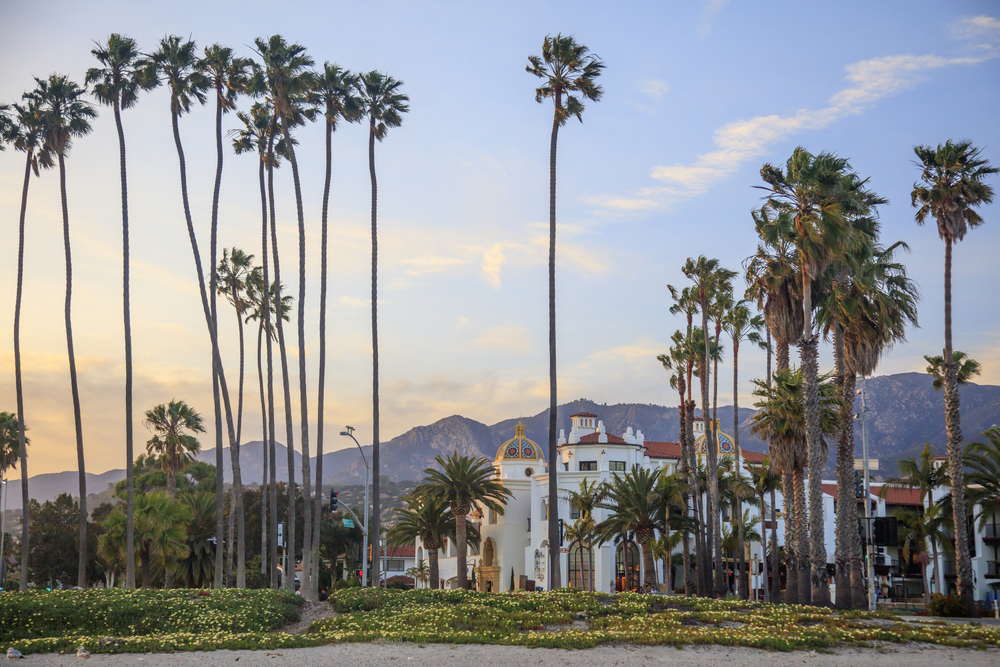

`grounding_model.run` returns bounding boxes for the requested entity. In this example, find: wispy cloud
[592,16,999,213]
[638,78,670,99]
[698,0,729,37]
[400,255,470,276]
[481,243,506,288]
